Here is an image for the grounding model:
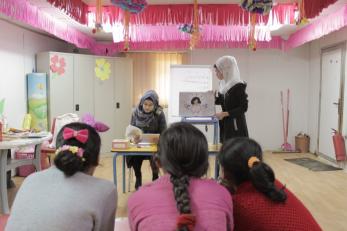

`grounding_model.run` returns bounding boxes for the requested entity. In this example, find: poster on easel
[27,73,48,131]
[169,65,213,123]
